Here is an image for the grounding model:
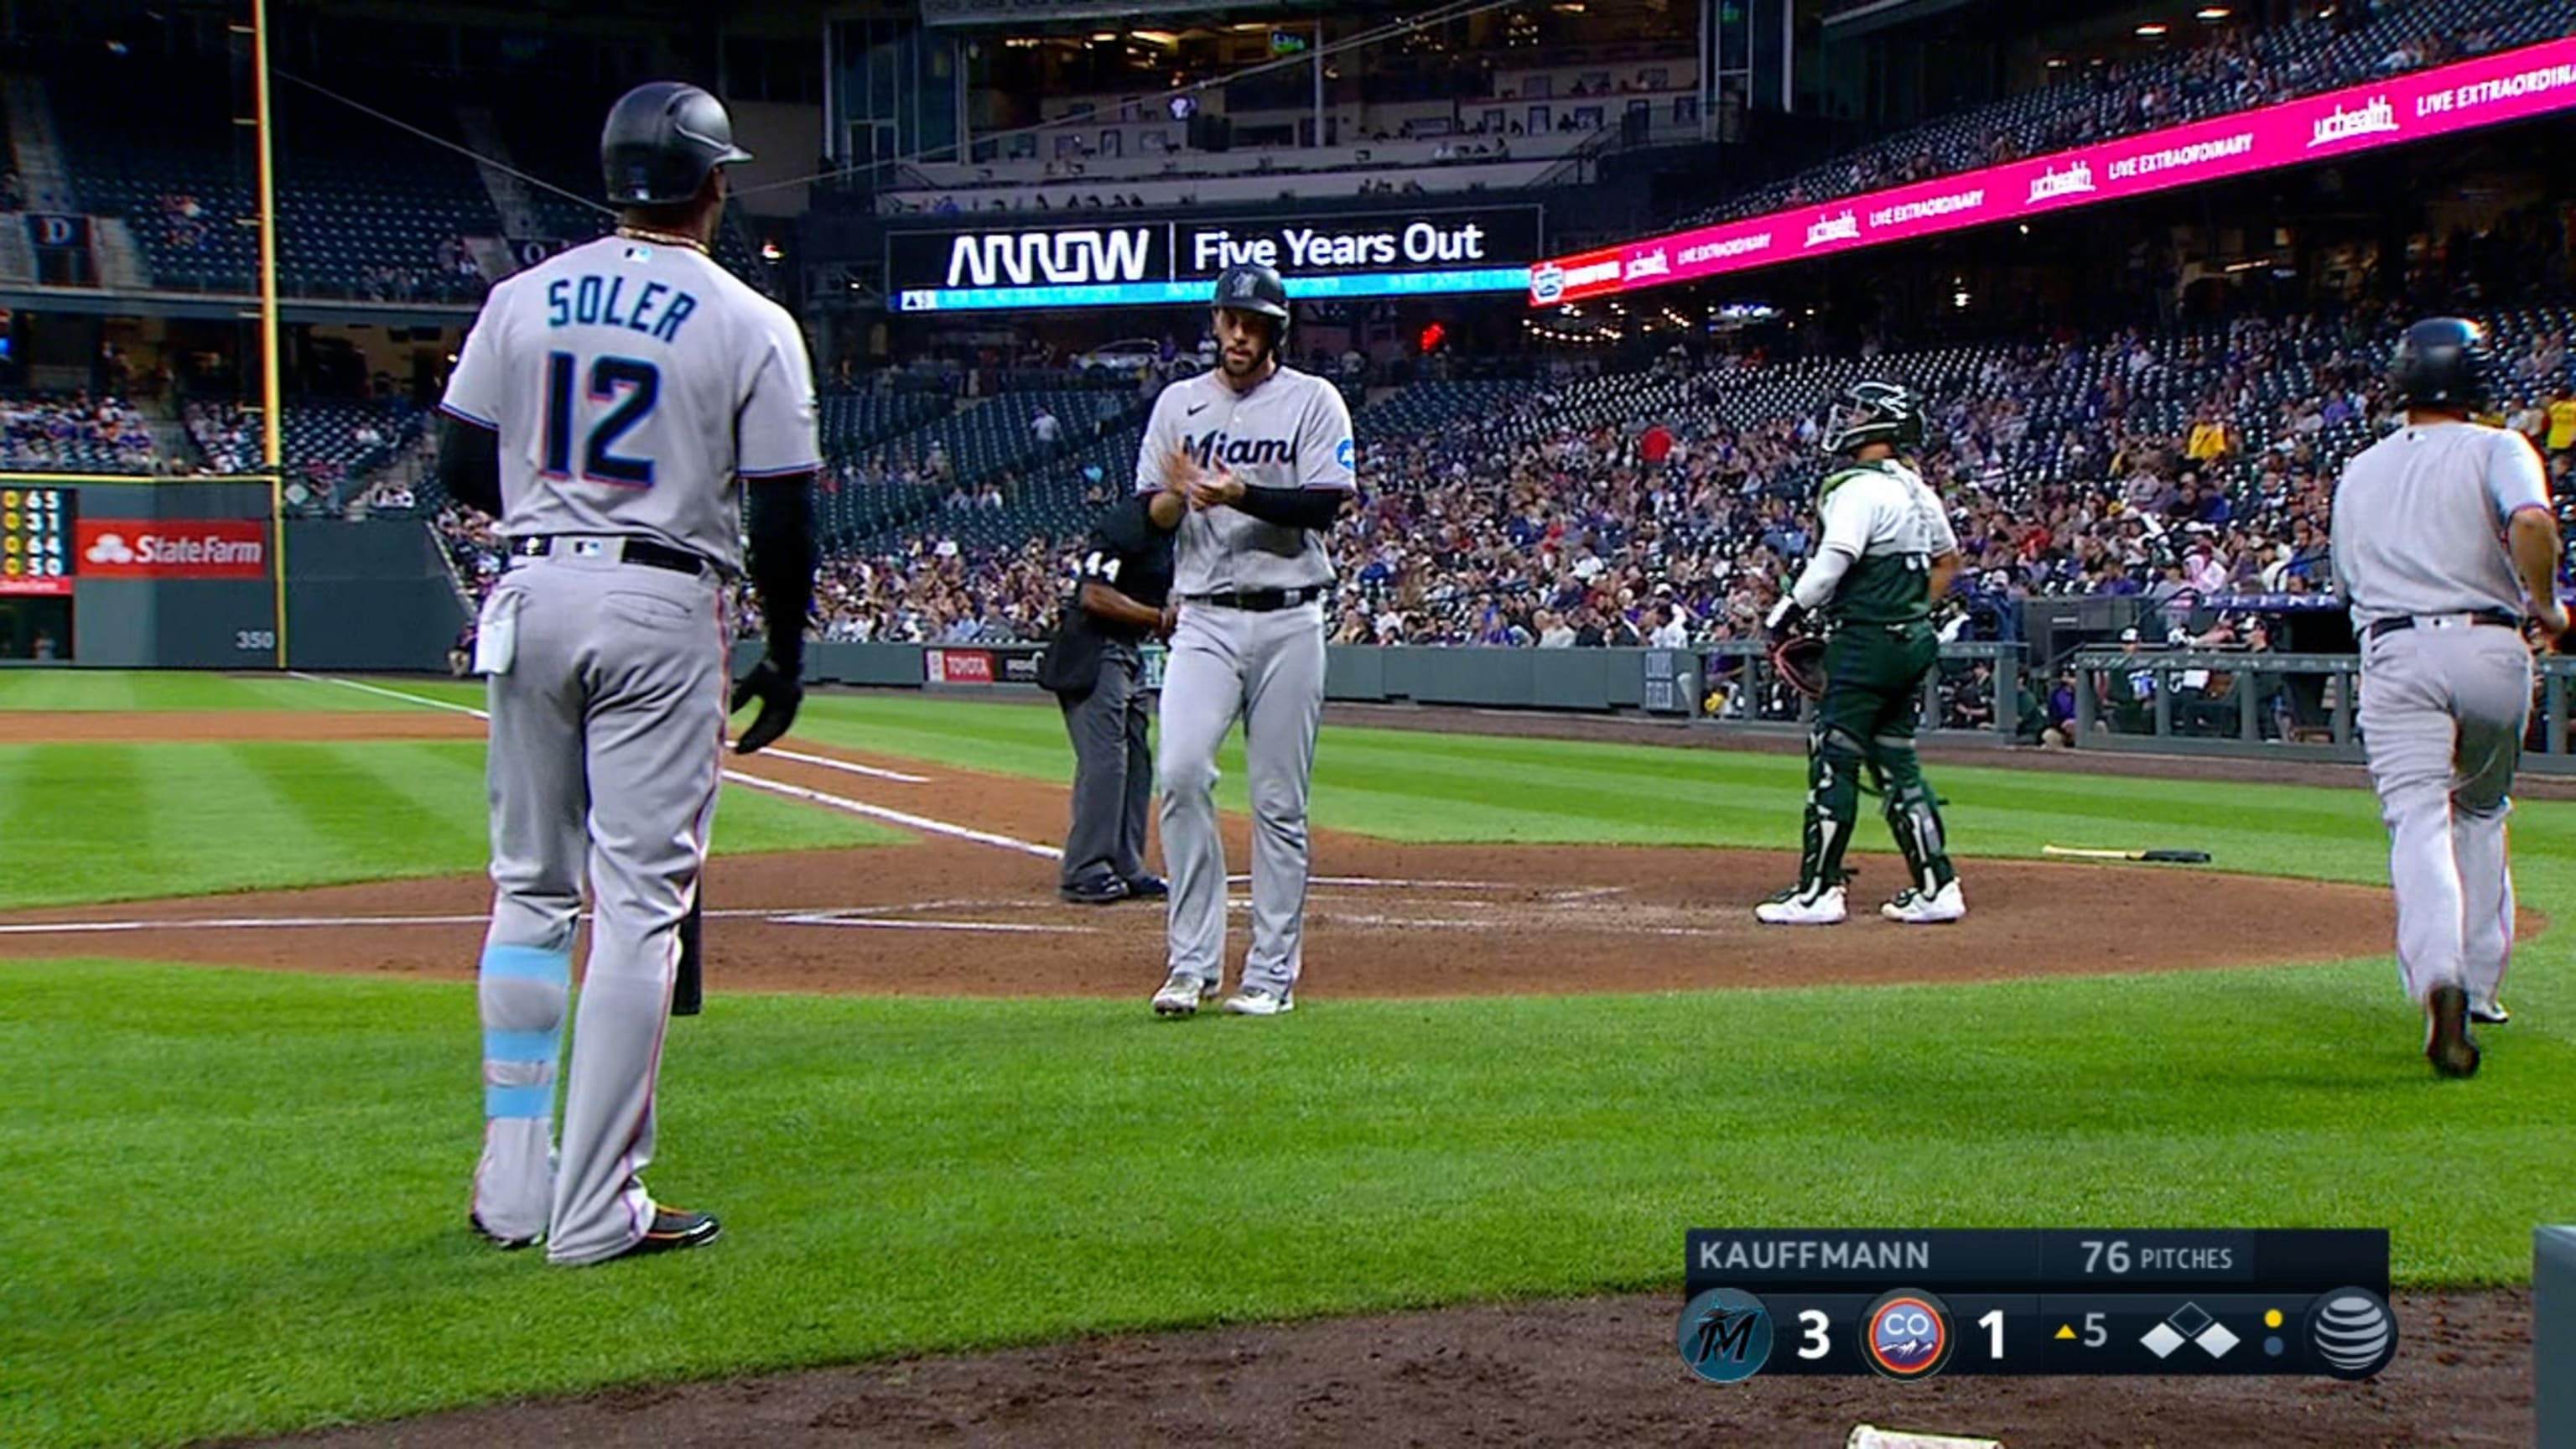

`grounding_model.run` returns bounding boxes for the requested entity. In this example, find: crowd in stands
[709,297,2573,660]
[0,393,158,472]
